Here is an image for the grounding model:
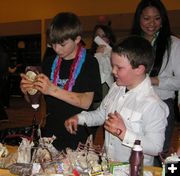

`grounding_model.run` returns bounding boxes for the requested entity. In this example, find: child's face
[52,37,80,59]
[111,52,139,89]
